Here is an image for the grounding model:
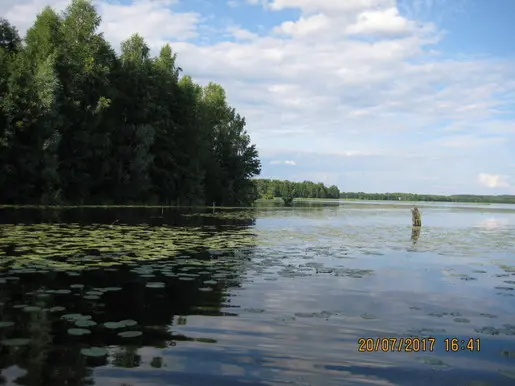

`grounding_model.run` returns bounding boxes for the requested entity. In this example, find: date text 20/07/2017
[357,337,481,353]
